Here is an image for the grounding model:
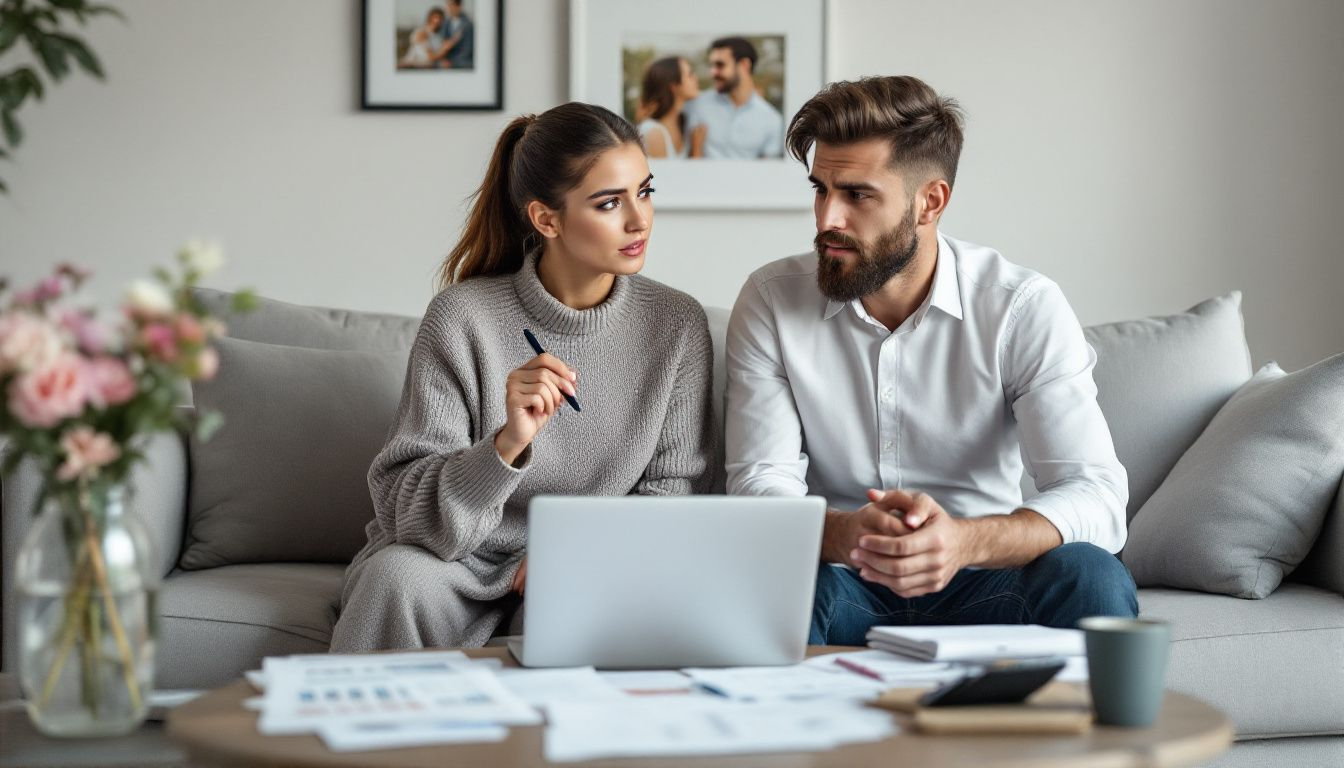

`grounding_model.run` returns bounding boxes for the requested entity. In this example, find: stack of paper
[256,651,540,752]
[866,624,1085,662]
[544,697,897,762]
